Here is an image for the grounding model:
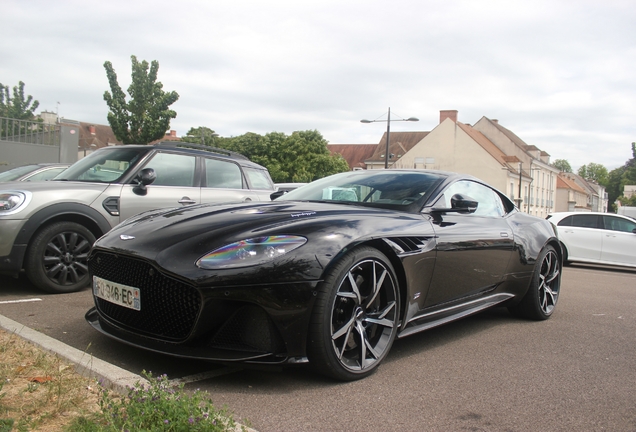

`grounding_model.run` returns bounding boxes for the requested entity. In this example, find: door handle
[178,197,196,205]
